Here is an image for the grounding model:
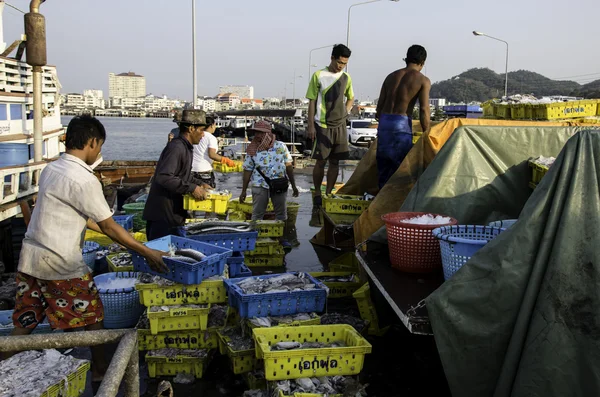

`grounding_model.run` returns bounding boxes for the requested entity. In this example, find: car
[347,119,378,146]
